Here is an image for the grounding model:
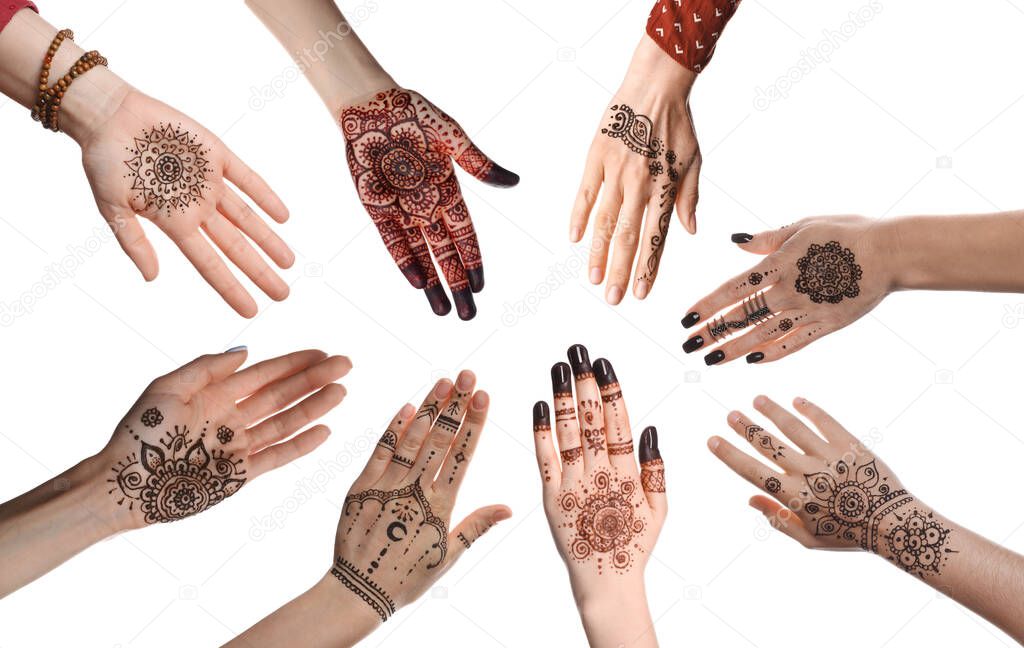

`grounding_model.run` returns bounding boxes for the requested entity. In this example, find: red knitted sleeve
[646,0,740,73]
